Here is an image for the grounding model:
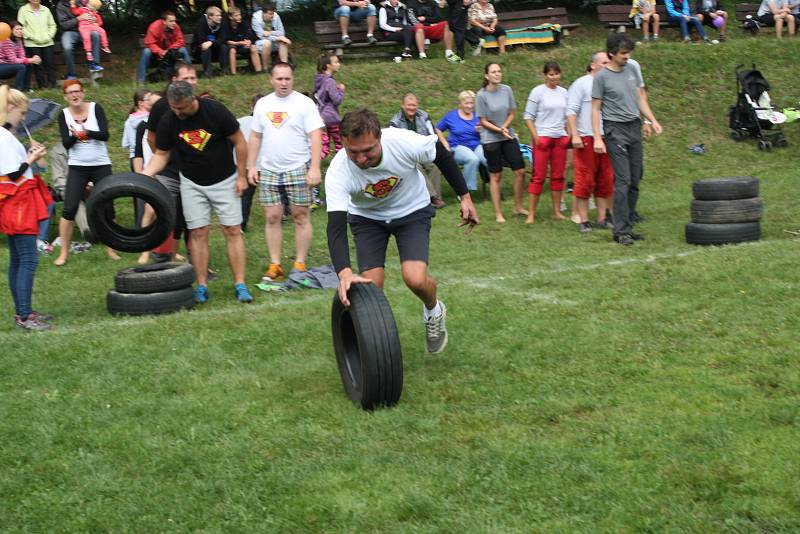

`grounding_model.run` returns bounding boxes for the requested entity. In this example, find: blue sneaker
[234,283,253,303]
[195,285,209,304]
[89,62,104,72]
